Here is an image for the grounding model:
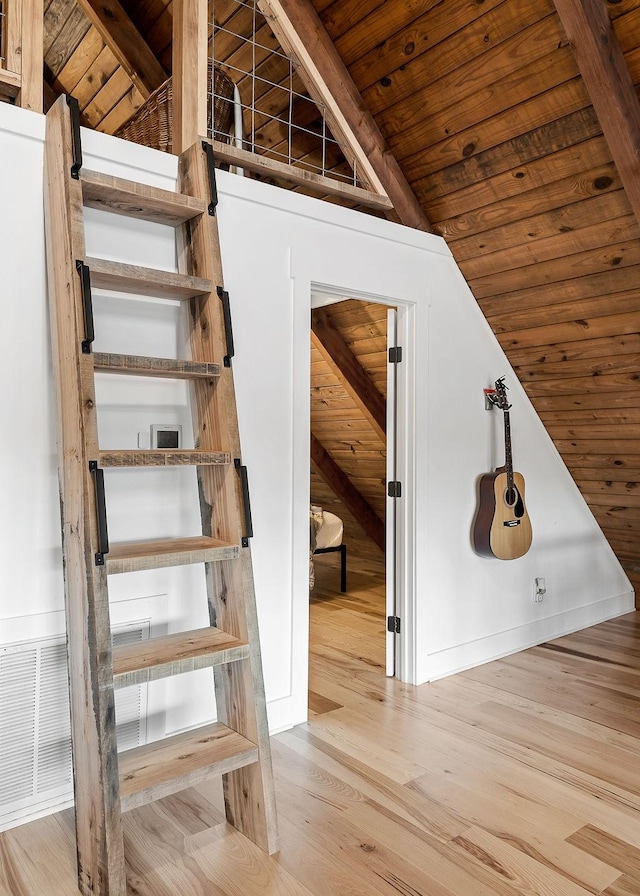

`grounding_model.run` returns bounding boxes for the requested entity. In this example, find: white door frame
[303,281,416,684]
[386,307,398,676]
